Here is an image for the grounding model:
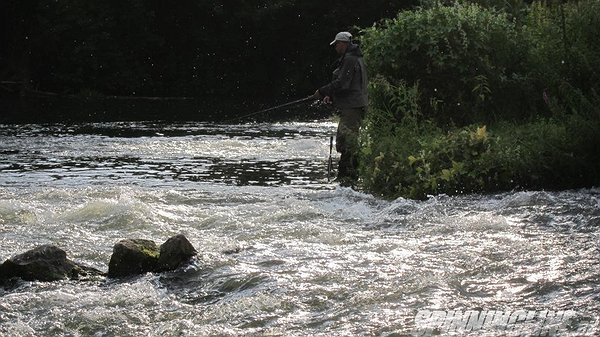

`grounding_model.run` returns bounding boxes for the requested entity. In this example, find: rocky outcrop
[157,234,197,272]
[0,245,103,282]
[107,234,197,278]
[1,234,197,284]
[107,239,160,278]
